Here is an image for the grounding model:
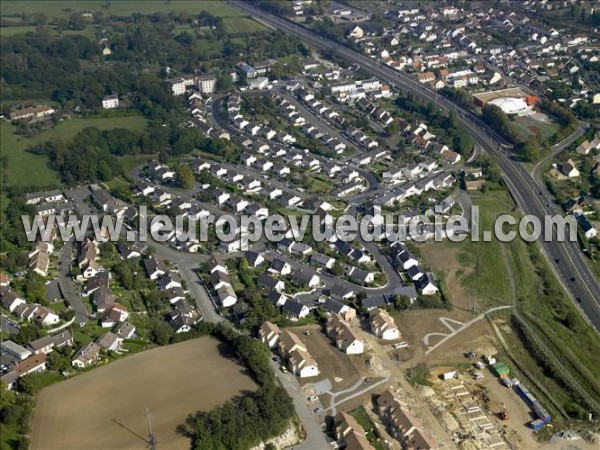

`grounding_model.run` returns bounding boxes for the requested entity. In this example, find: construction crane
[145,407,157,450]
